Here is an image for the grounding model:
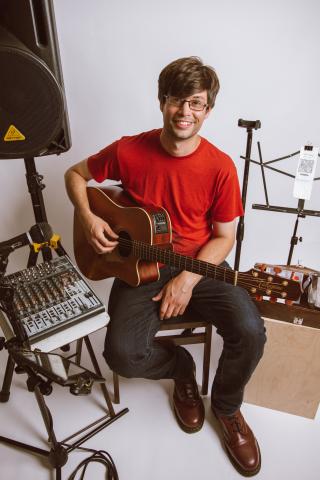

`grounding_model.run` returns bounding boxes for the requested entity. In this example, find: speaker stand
[24,156,67,265]
[0,156,67,400]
